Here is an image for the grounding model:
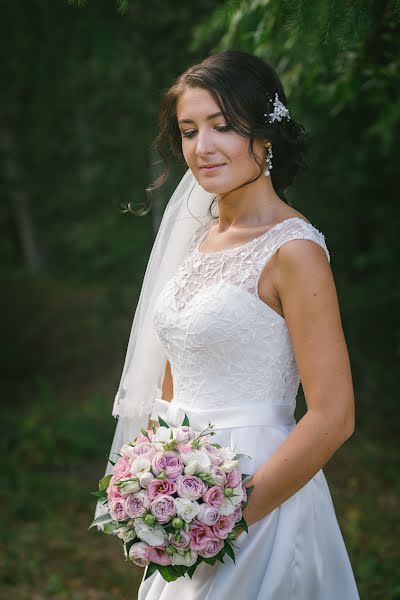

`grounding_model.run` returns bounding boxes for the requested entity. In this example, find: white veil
[94,168,214,522]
